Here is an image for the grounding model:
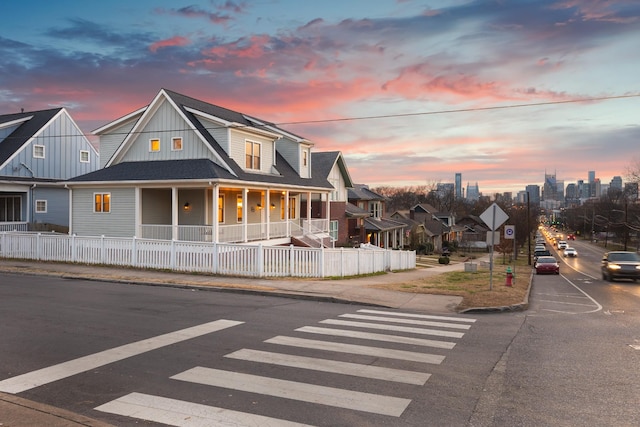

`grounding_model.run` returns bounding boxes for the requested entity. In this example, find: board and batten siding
[196,117,230,154]
[71,187,136,237]
[1,111,99,179]
[119,100,214,163]
[328,162,348,202]
[98,119,136,168]
[32,187,70,227]
[228,129,274,173]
